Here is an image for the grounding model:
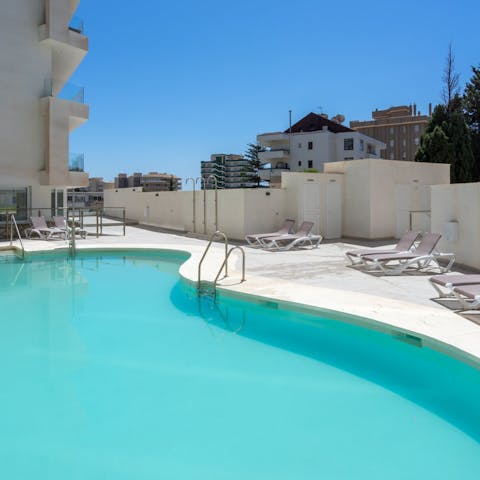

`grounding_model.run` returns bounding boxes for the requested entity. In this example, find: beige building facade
[350,105,431,162]
[0,0,89,219]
